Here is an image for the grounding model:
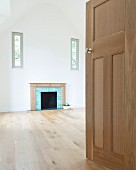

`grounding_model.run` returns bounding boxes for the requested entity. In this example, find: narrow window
[71,38,79,70]
[12,32,23,68]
